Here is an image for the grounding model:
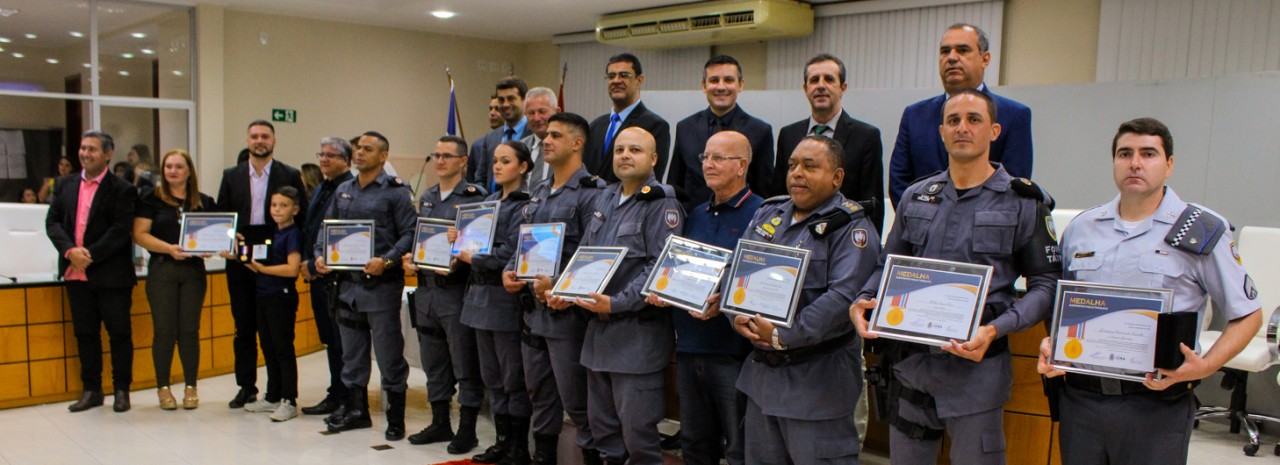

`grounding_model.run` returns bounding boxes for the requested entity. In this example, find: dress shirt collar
[707,185,753,212]
[611,100,642,124]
